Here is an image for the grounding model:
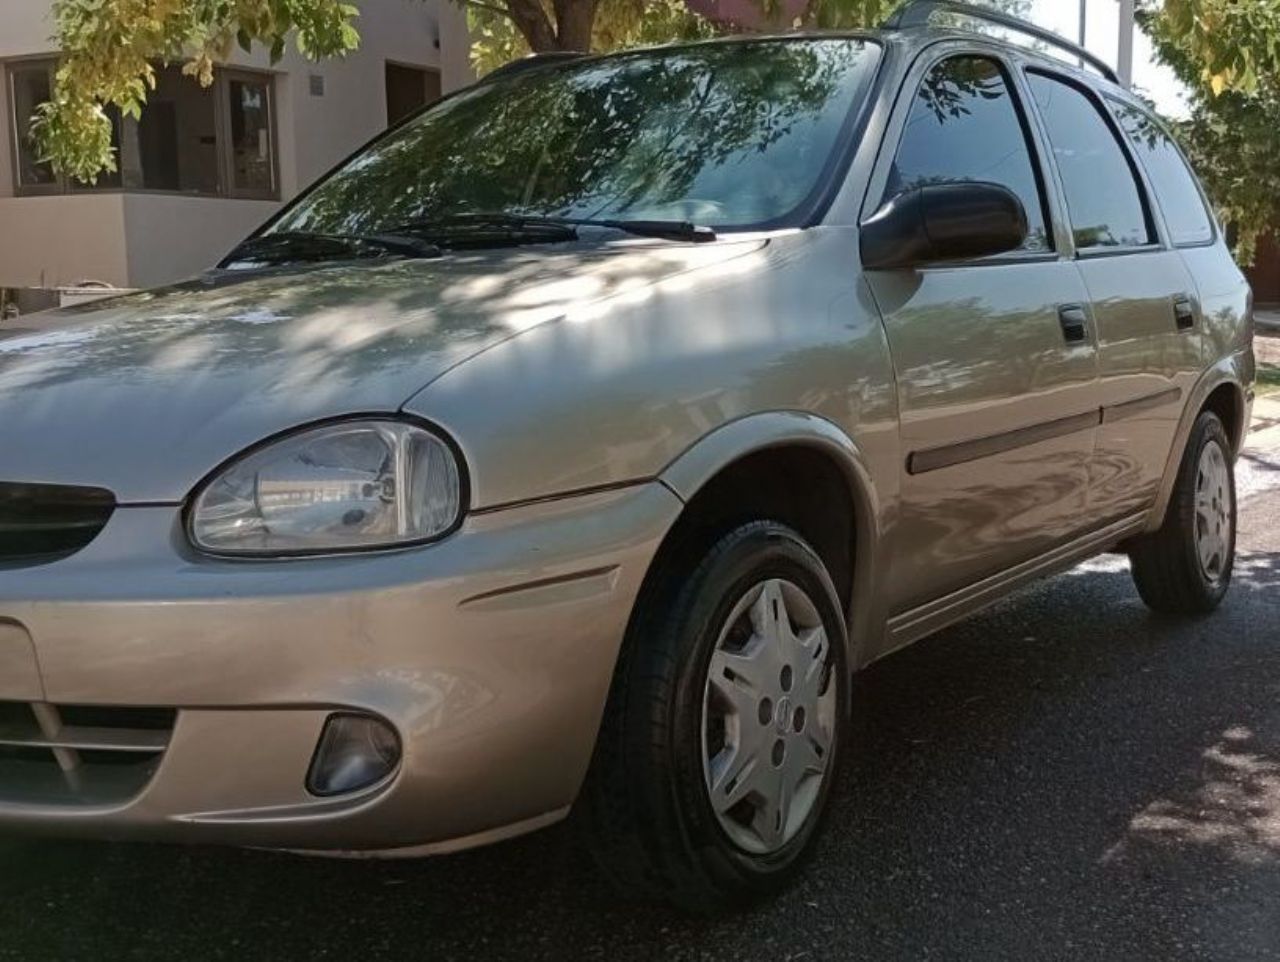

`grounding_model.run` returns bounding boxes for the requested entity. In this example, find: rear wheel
[1129,410,1236,615]
[580,521,848,912]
